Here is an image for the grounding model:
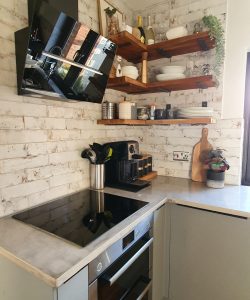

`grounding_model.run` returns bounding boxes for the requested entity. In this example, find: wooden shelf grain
[109,31,215,63]
[97,117,216,126]
[107,76,216,94]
